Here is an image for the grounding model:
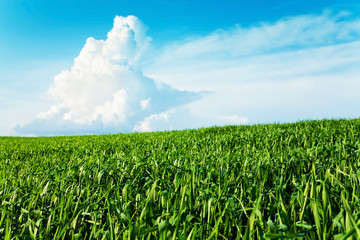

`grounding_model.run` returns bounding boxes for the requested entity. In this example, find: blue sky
[1,0,360,135]
[2,0,358,60]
